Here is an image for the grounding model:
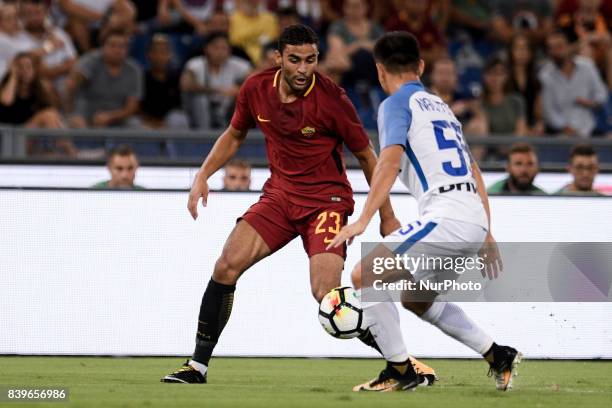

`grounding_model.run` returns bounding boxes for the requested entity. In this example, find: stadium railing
[1,126,611,172]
